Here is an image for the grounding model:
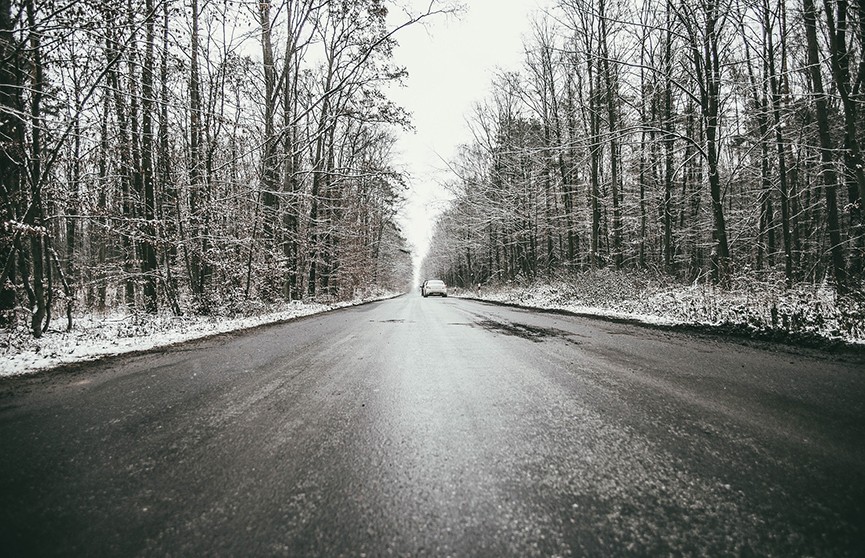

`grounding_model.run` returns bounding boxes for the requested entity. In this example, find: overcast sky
[388,0,554,274]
